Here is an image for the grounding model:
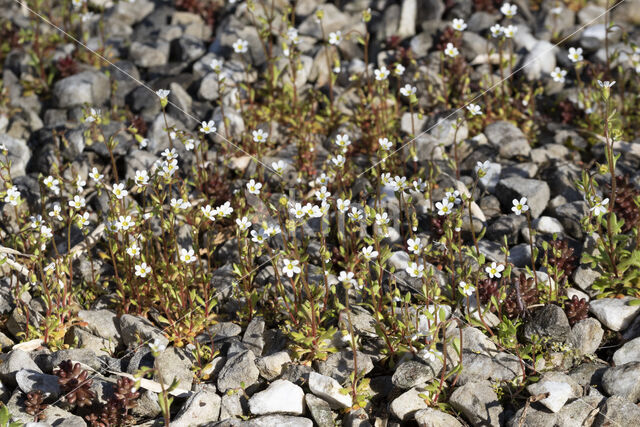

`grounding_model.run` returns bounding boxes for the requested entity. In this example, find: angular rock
[569,318,604,355]
[415,407,463,427]
[245,414,313,427]
[305,393,335,427]
[484,121,531,159]
[255,351,291,381]
[0,349,42,387]
[523,304,571,344]
[589,297,640,331]
[243,317,266,357]
[390,386,430,421]
[308,372,352,409]
[15,369,60,398]
[249,379,305,415]
[171,389,221,426]
[317,350,373,384]
[392,360,440,389]
[601,362,640,402]
[526,372,580,413]
[594,395,640,426]
[53,71,110,108]
[120,314,169,349]
[613,337,640,365]
[449,381,503,427]
[495,176,550,219]
[154,346,194,391]
[217,350,260,393]
[0,134,30,178]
